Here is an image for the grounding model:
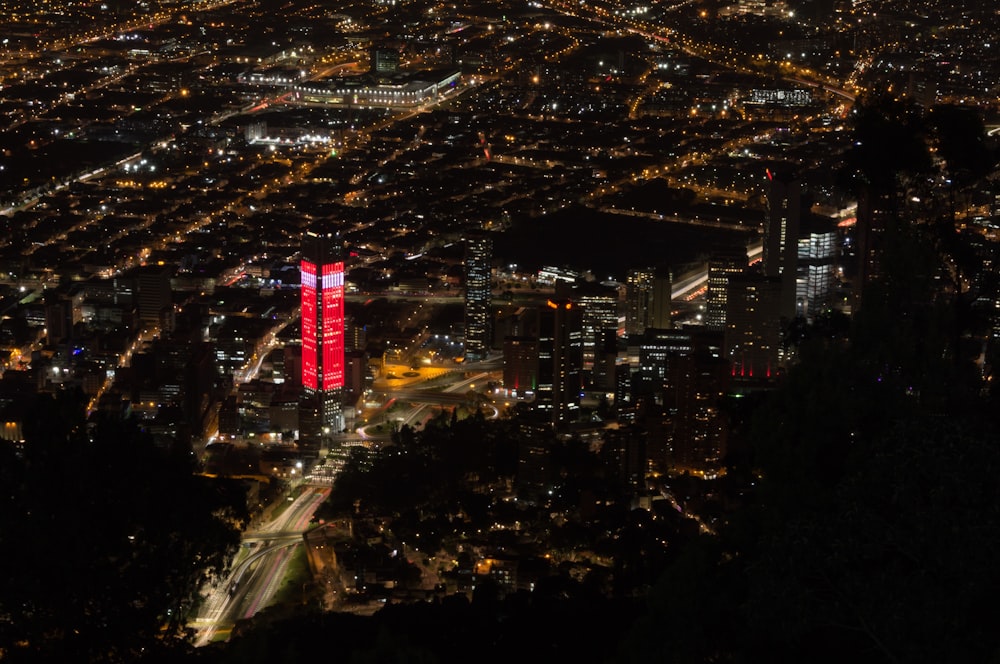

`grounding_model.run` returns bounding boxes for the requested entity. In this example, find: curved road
[191,485,330,646]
